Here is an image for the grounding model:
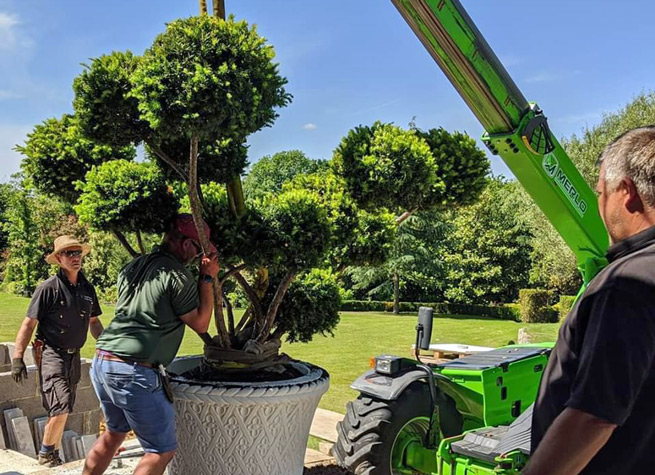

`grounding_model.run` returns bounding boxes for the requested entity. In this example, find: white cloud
[303,123,317,131]
[0,12,19,50]
[0,89,22,100]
